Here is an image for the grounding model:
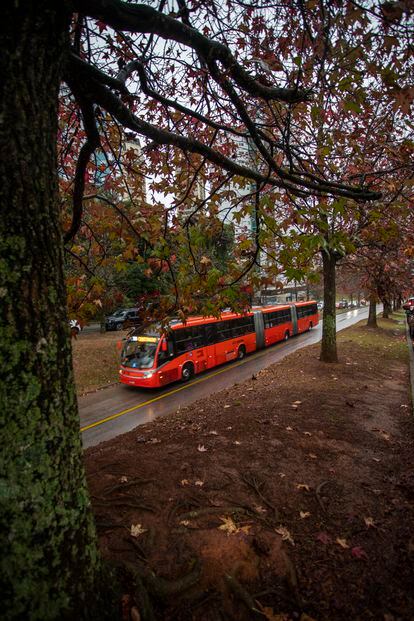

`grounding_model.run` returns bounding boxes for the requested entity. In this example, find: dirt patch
[85,317,414,620]
[72,330,122,394]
